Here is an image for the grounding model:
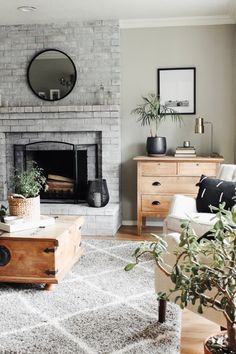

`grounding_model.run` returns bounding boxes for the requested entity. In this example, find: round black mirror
[27,49,77,101]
